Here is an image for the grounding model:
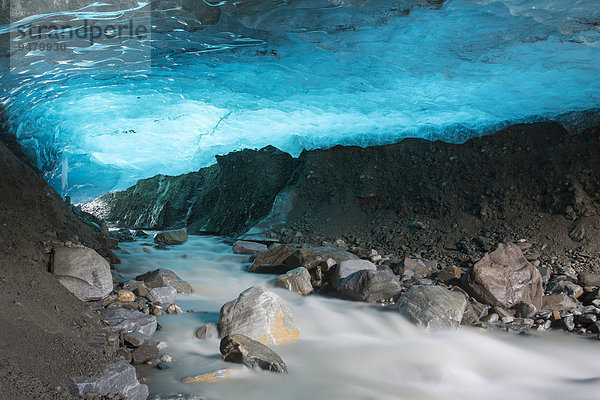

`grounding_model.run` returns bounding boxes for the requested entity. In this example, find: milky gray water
[115,235,600,400]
